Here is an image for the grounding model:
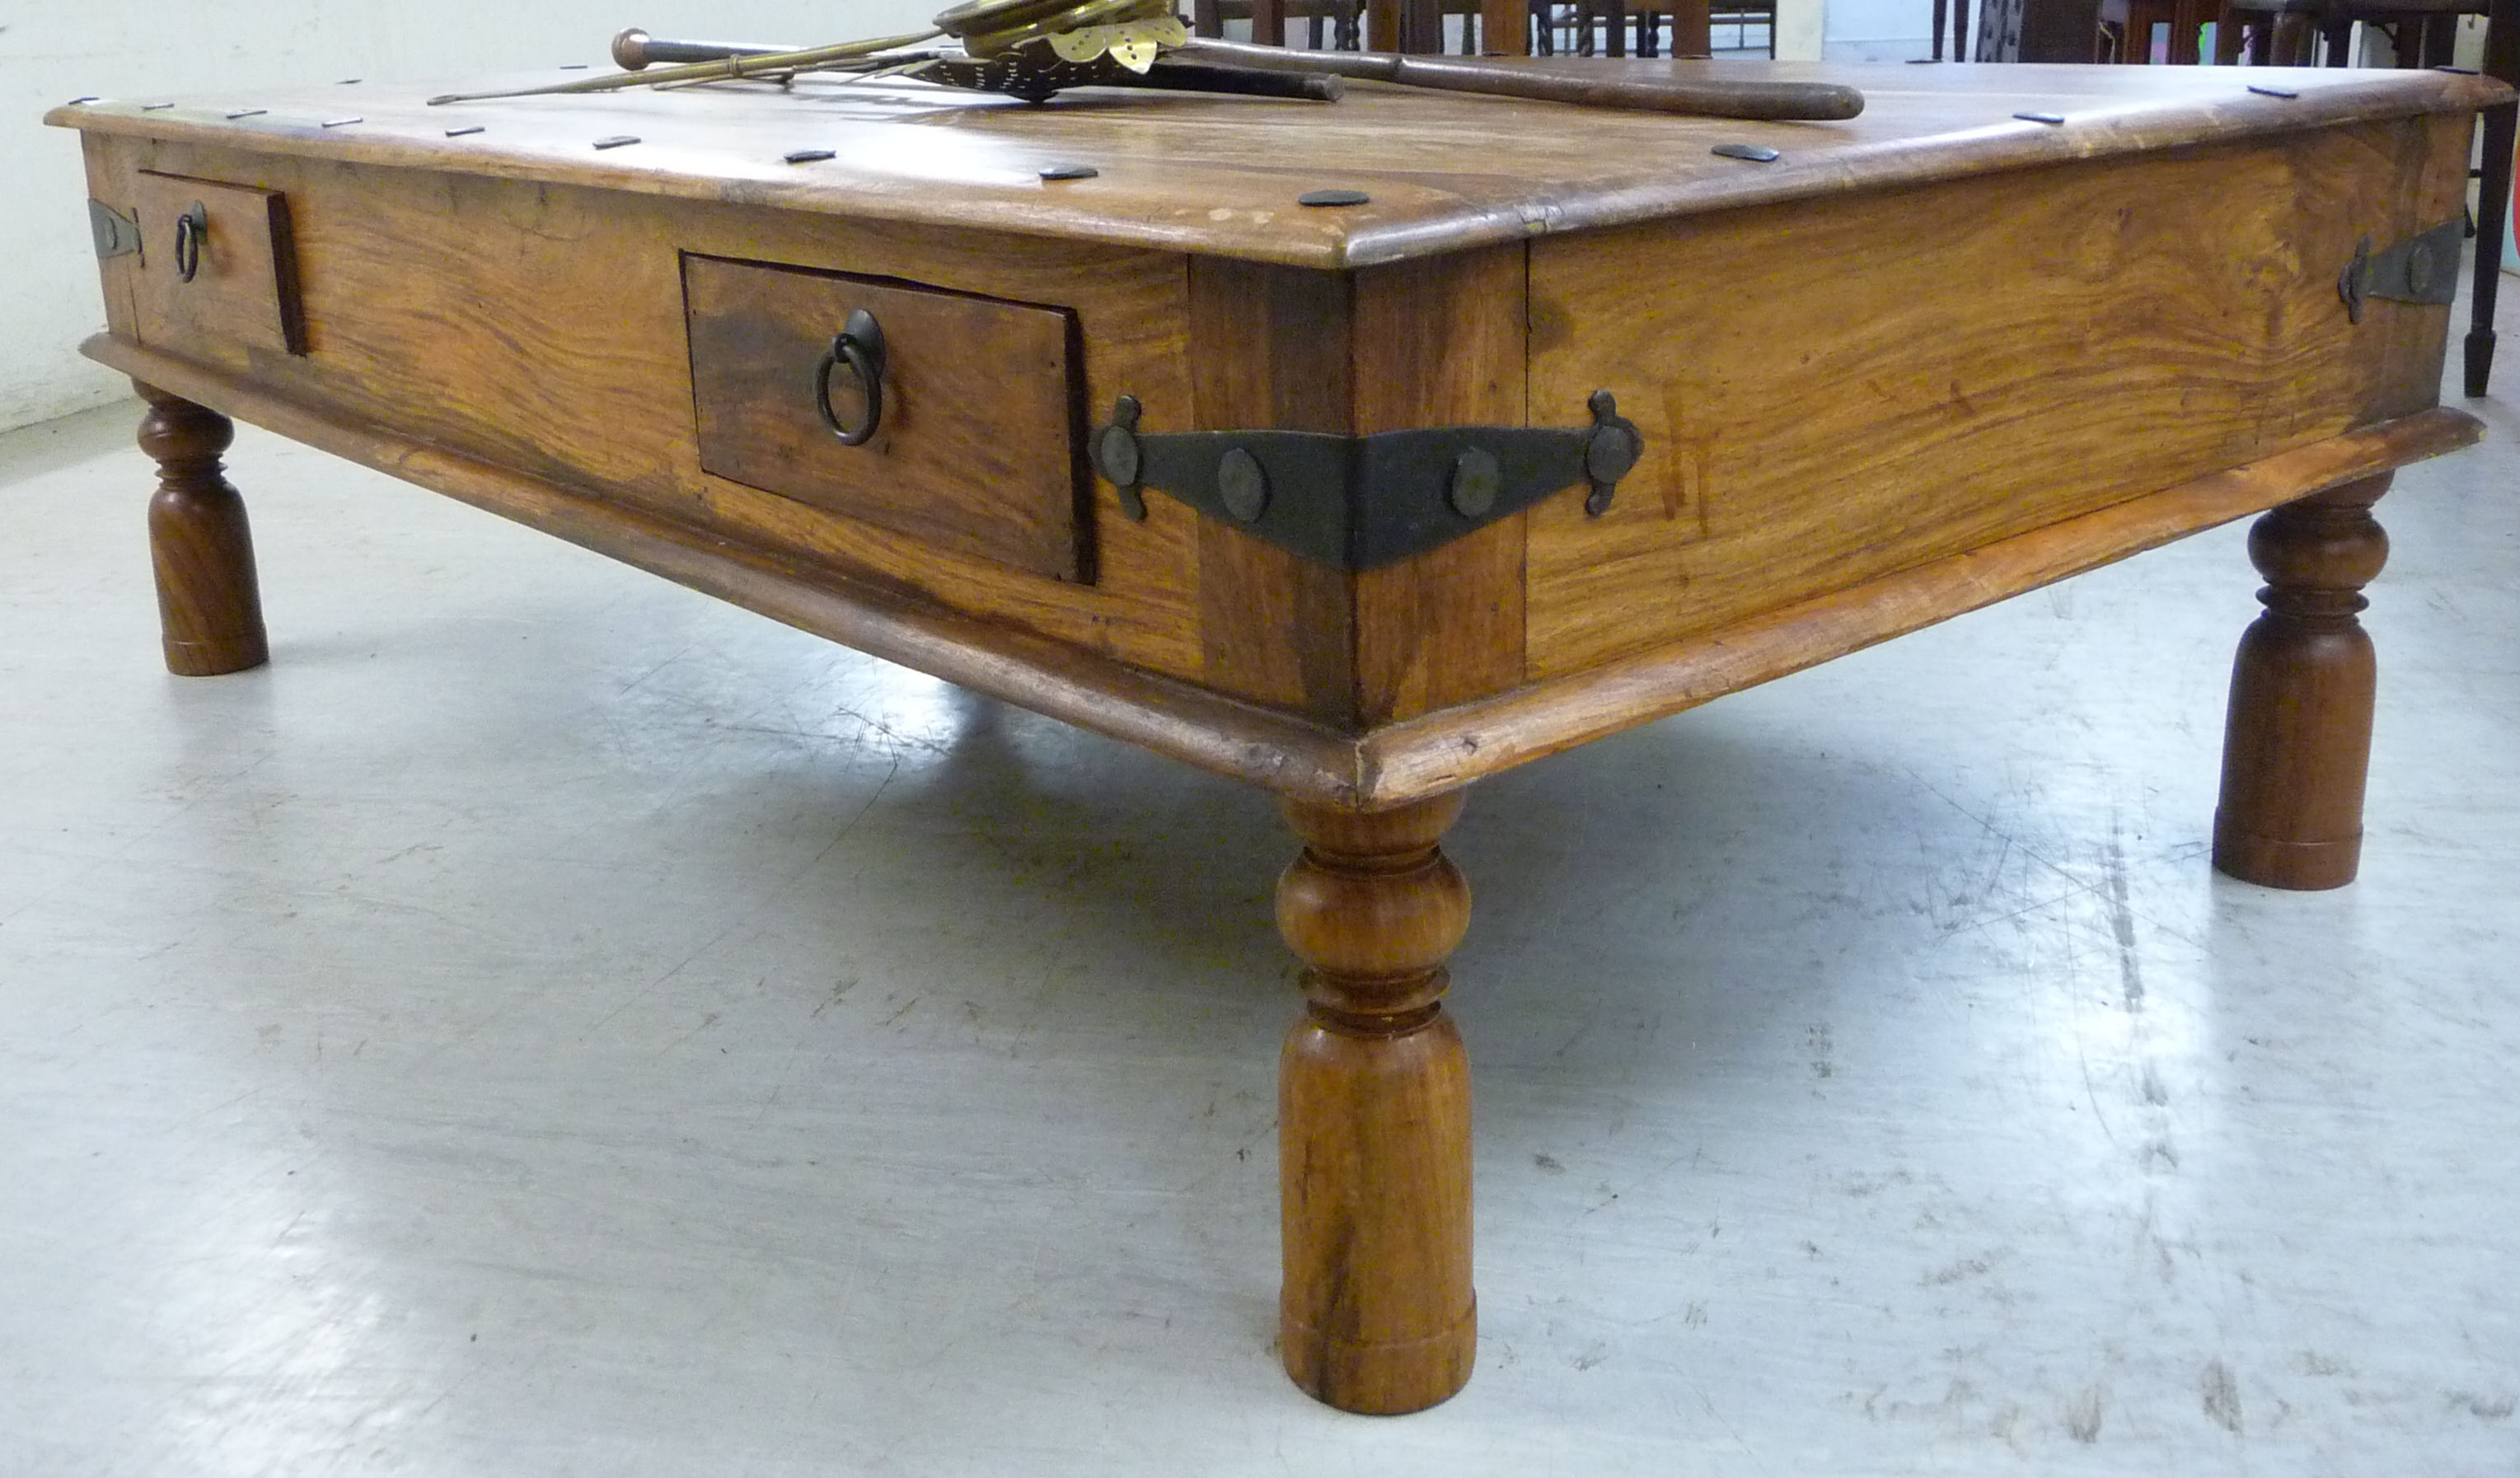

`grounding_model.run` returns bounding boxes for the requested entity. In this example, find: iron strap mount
[1089,391,1645,572]
[2337,216,2464,324]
